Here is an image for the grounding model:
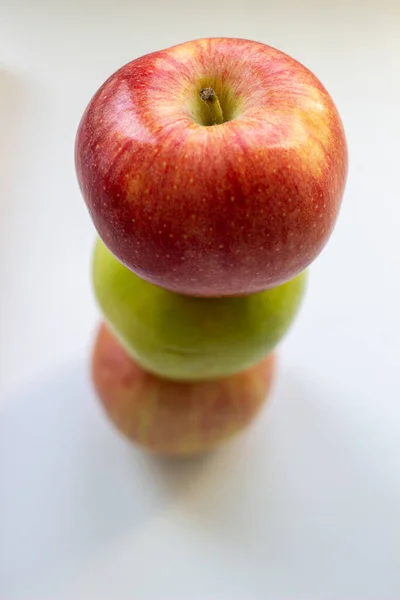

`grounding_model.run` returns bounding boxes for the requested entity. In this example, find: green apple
[93,239,307,381]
